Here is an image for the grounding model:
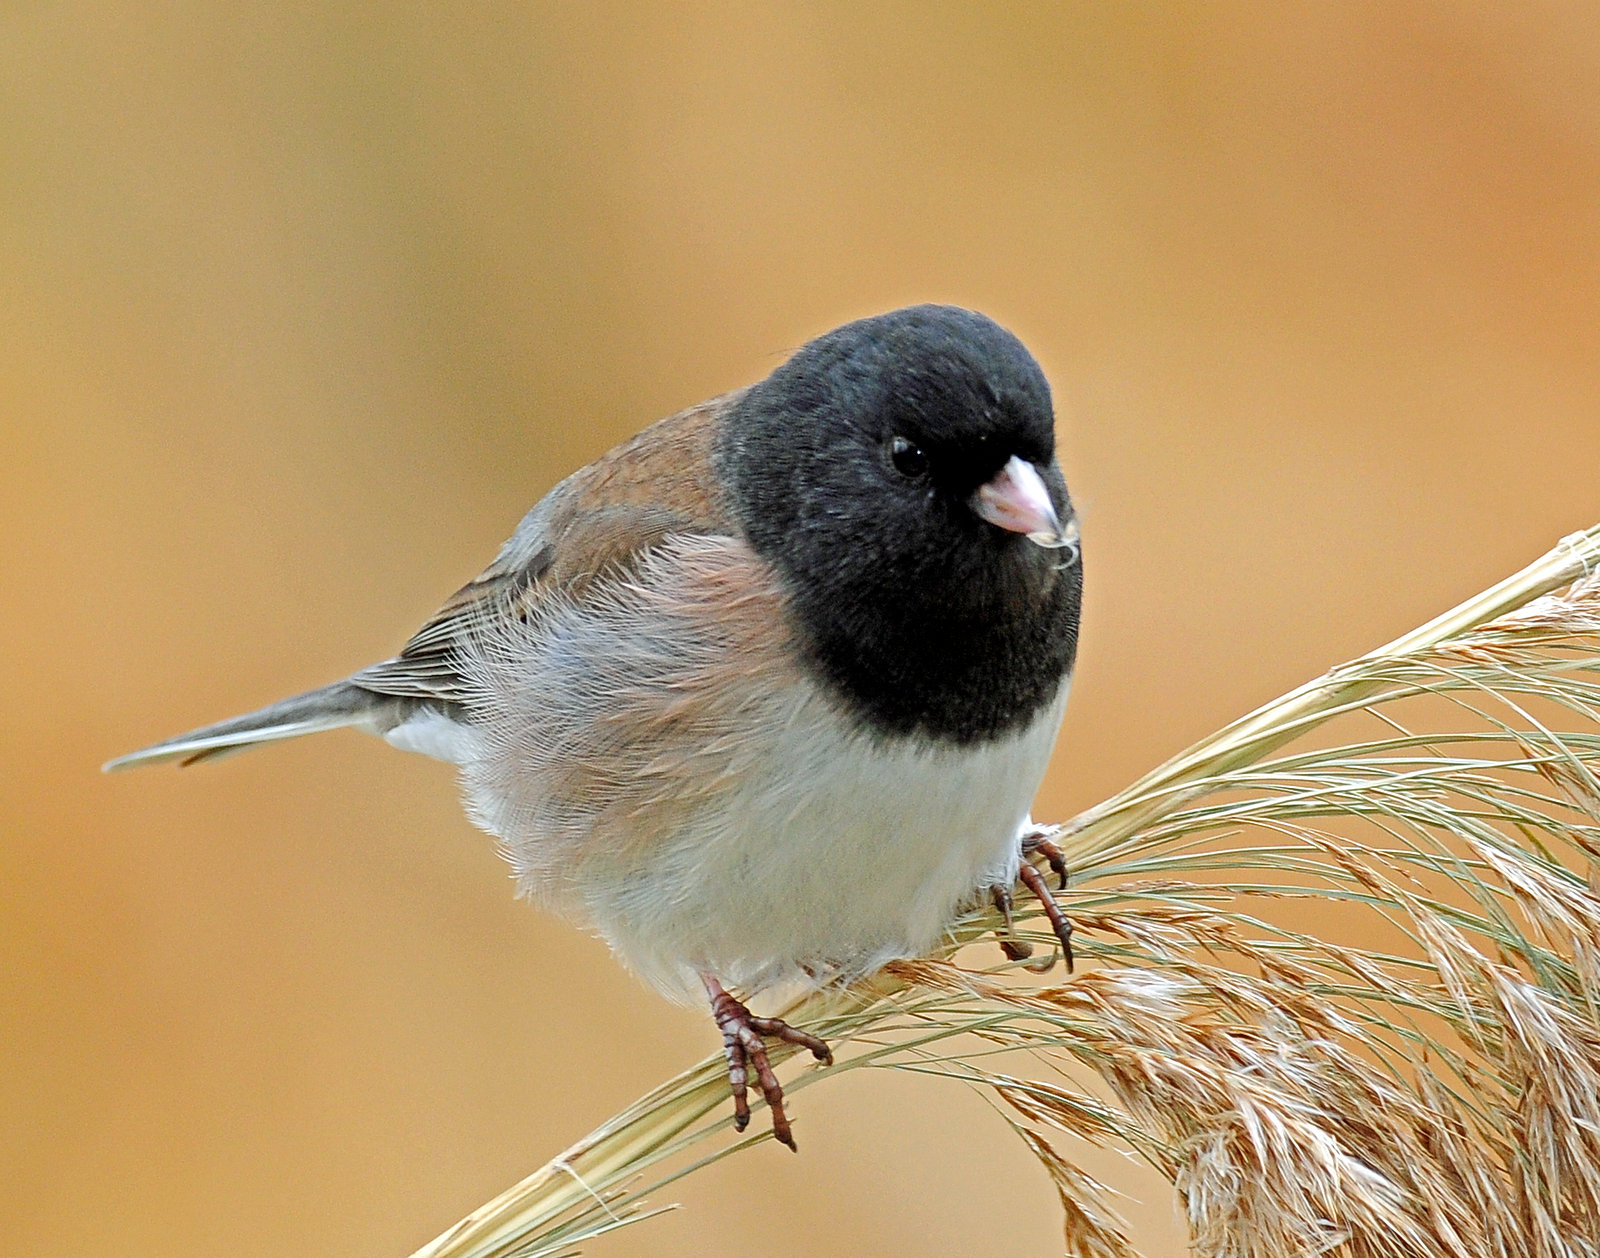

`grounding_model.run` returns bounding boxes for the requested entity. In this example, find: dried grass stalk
[408,526,1600,1258]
